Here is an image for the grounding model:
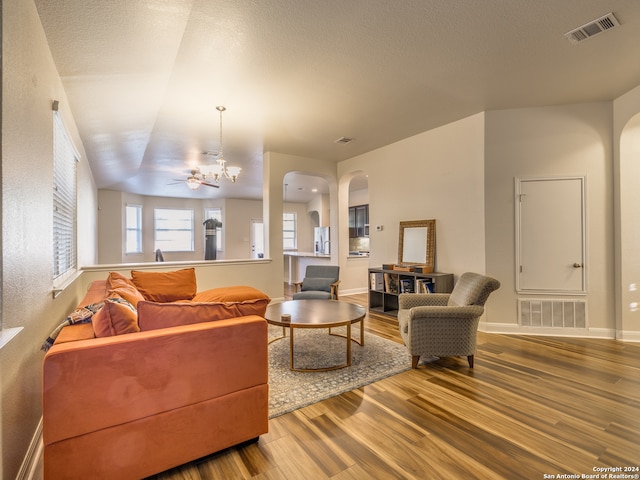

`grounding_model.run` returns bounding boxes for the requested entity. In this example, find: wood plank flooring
[150,291,640,479]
